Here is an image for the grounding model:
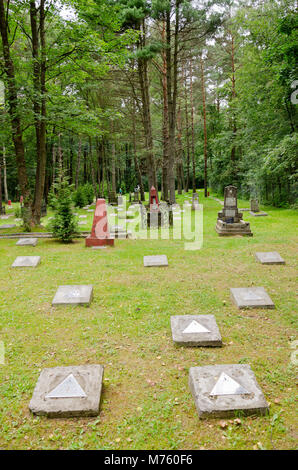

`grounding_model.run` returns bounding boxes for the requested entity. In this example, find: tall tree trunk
[3,145,8,202]
[166,3,180,204]
[75,138,82,189]
[161,19,169,201]
[200,57,208,197]
[31,0,47,225]
[0,153,2,214]
[176,105,184,194]
[132,98,145,200]
[189,59,196,193]
[230,34,237,165]
[0,0,30,207]
[183,63,190,192]
[138,20,157,191]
